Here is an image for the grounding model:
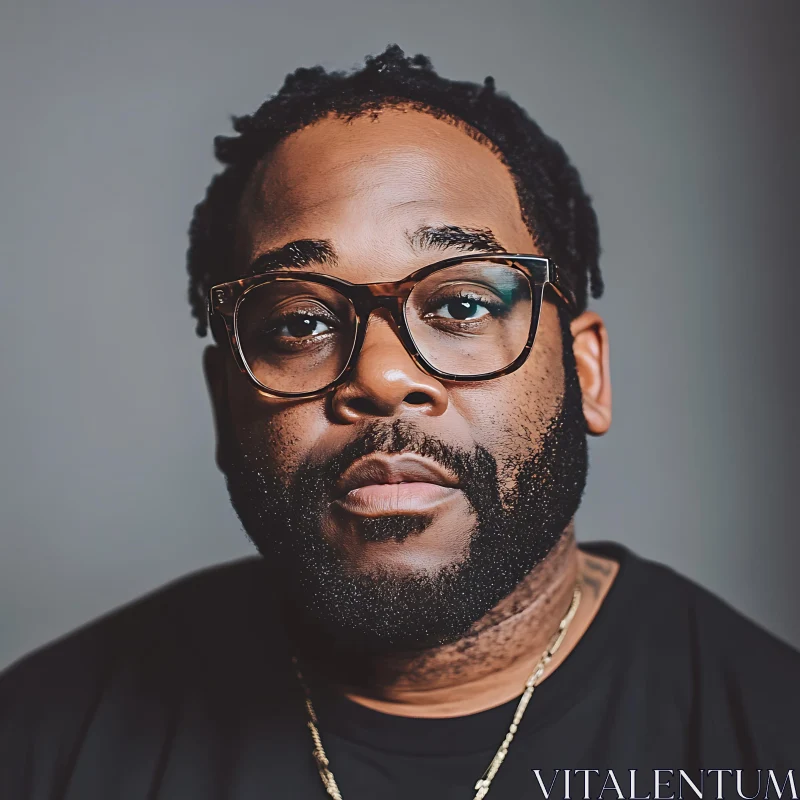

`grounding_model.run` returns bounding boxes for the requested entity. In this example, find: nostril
[404,391,430,406]
[347,396,382,415]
